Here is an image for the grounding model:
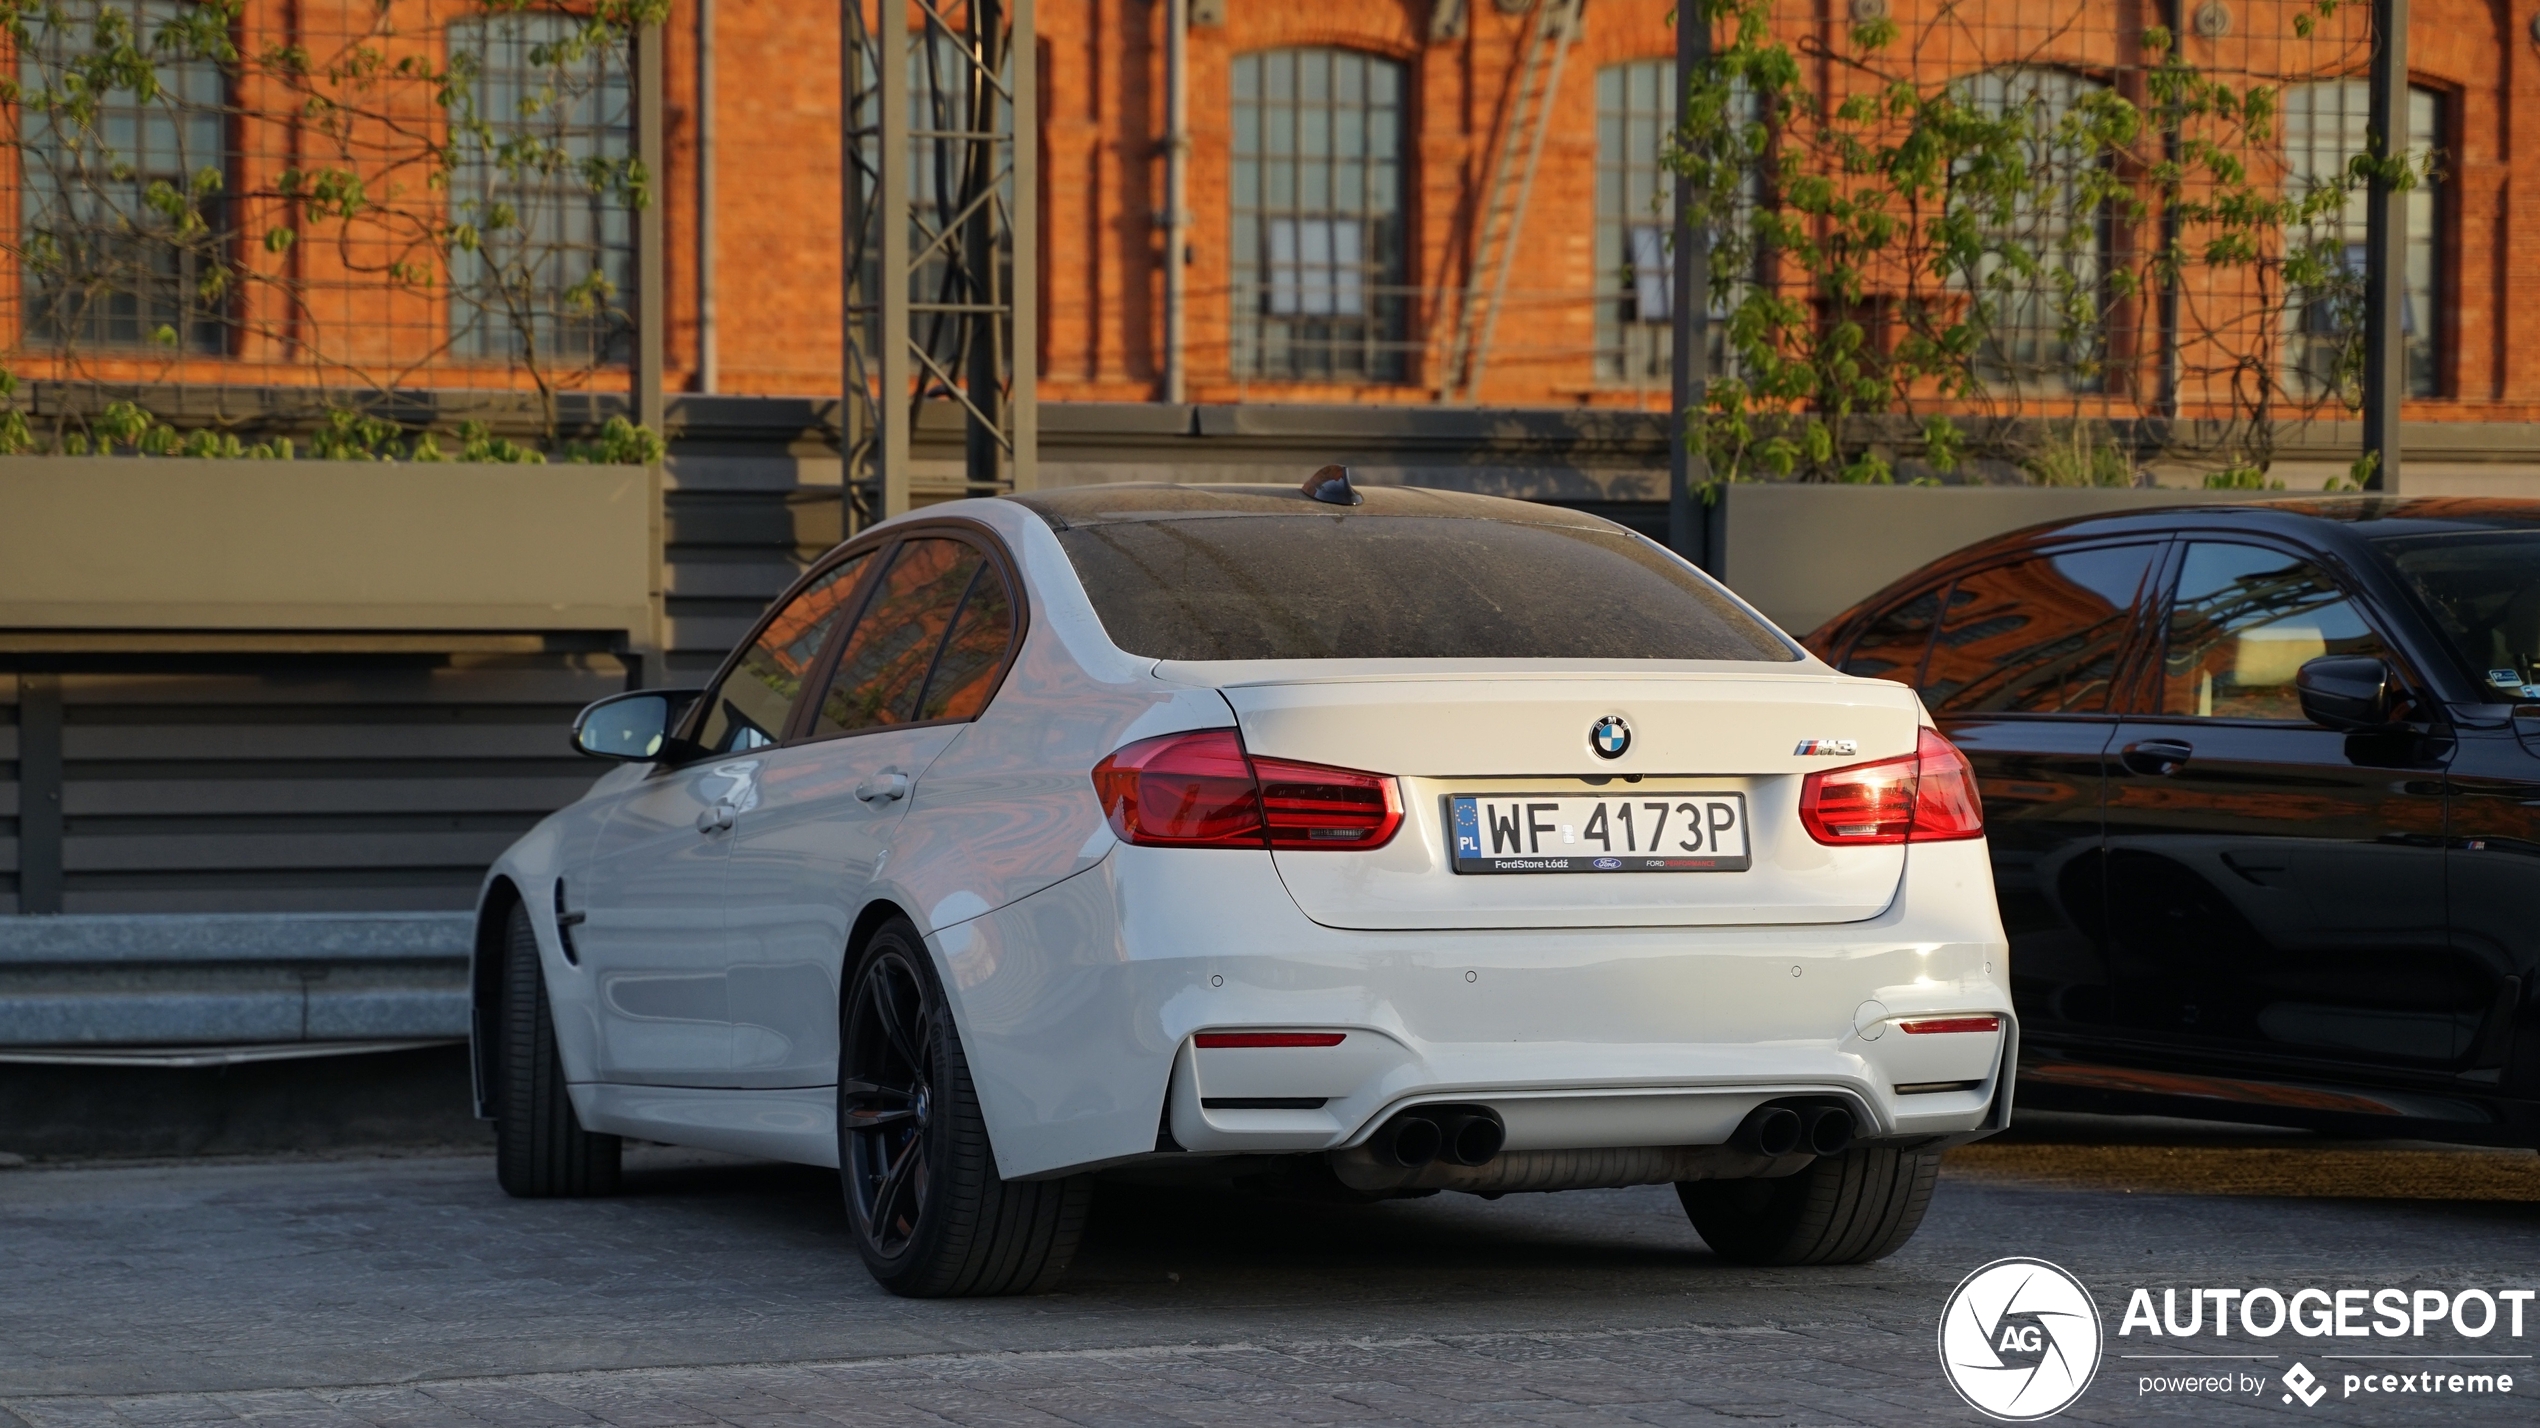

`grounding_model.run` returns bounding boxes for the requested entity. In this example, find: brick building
[3,0,2537,419]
